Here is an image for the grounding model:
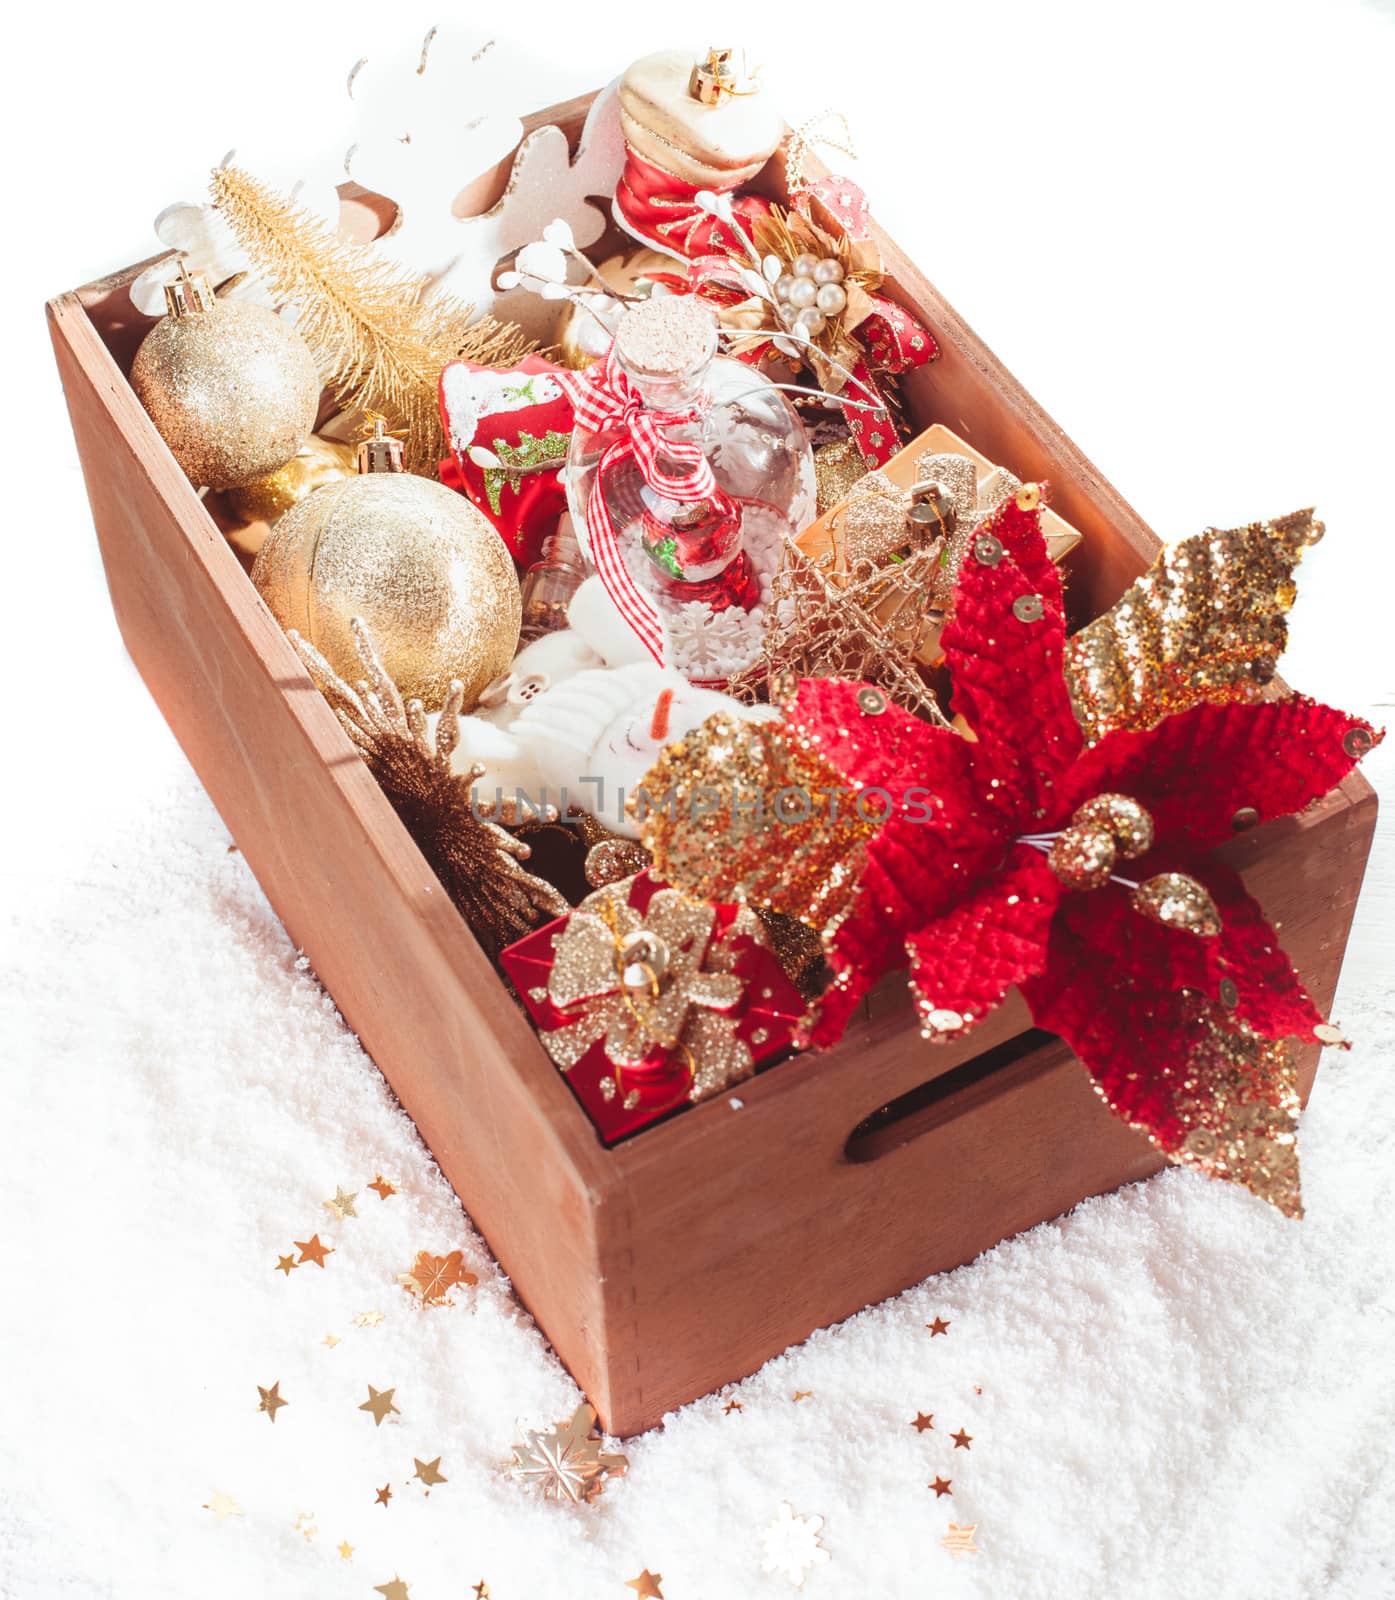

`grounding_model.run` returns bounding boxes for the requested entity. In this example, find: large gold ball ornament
[252,472,521,710]
[224,435,358,538]
[131,296,321,490]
